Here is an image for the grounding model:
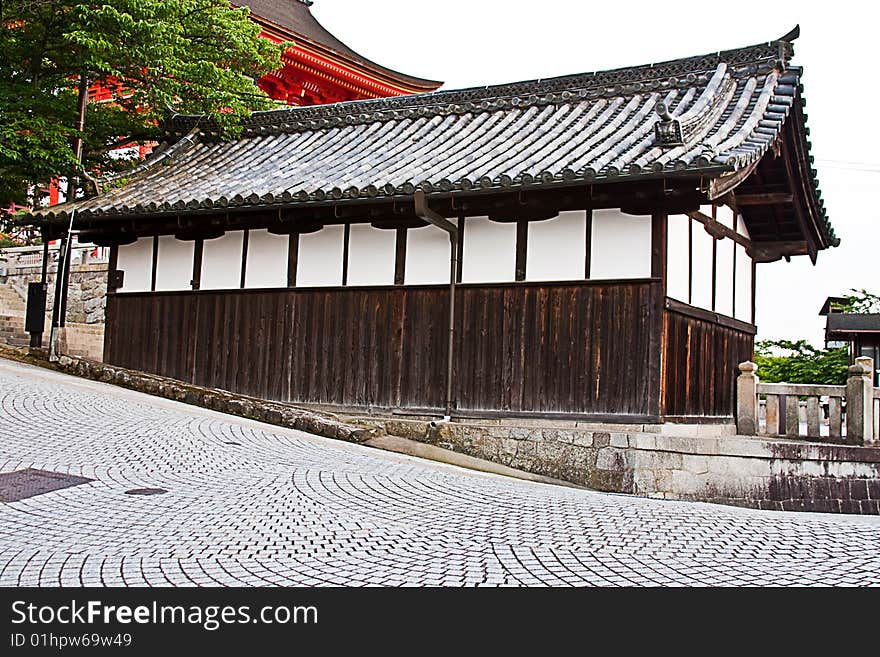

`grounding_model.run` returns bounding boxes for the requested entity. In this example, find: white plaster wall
[461,216,516,283]
[154,236,194,292]
[715,237,735,318]
[347,224,396,286]
[244,229,288,289]
[201,232,243,290]
[297,225,344,287]
[735,243,753,323]
[666,214,690,303]
[736,214,750,239]
[525,211,586,281]
[691,218,715,310]
[116,238,153,293]
[716,204,737,230]
[589,209,651,279]
[406,223,453,285]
